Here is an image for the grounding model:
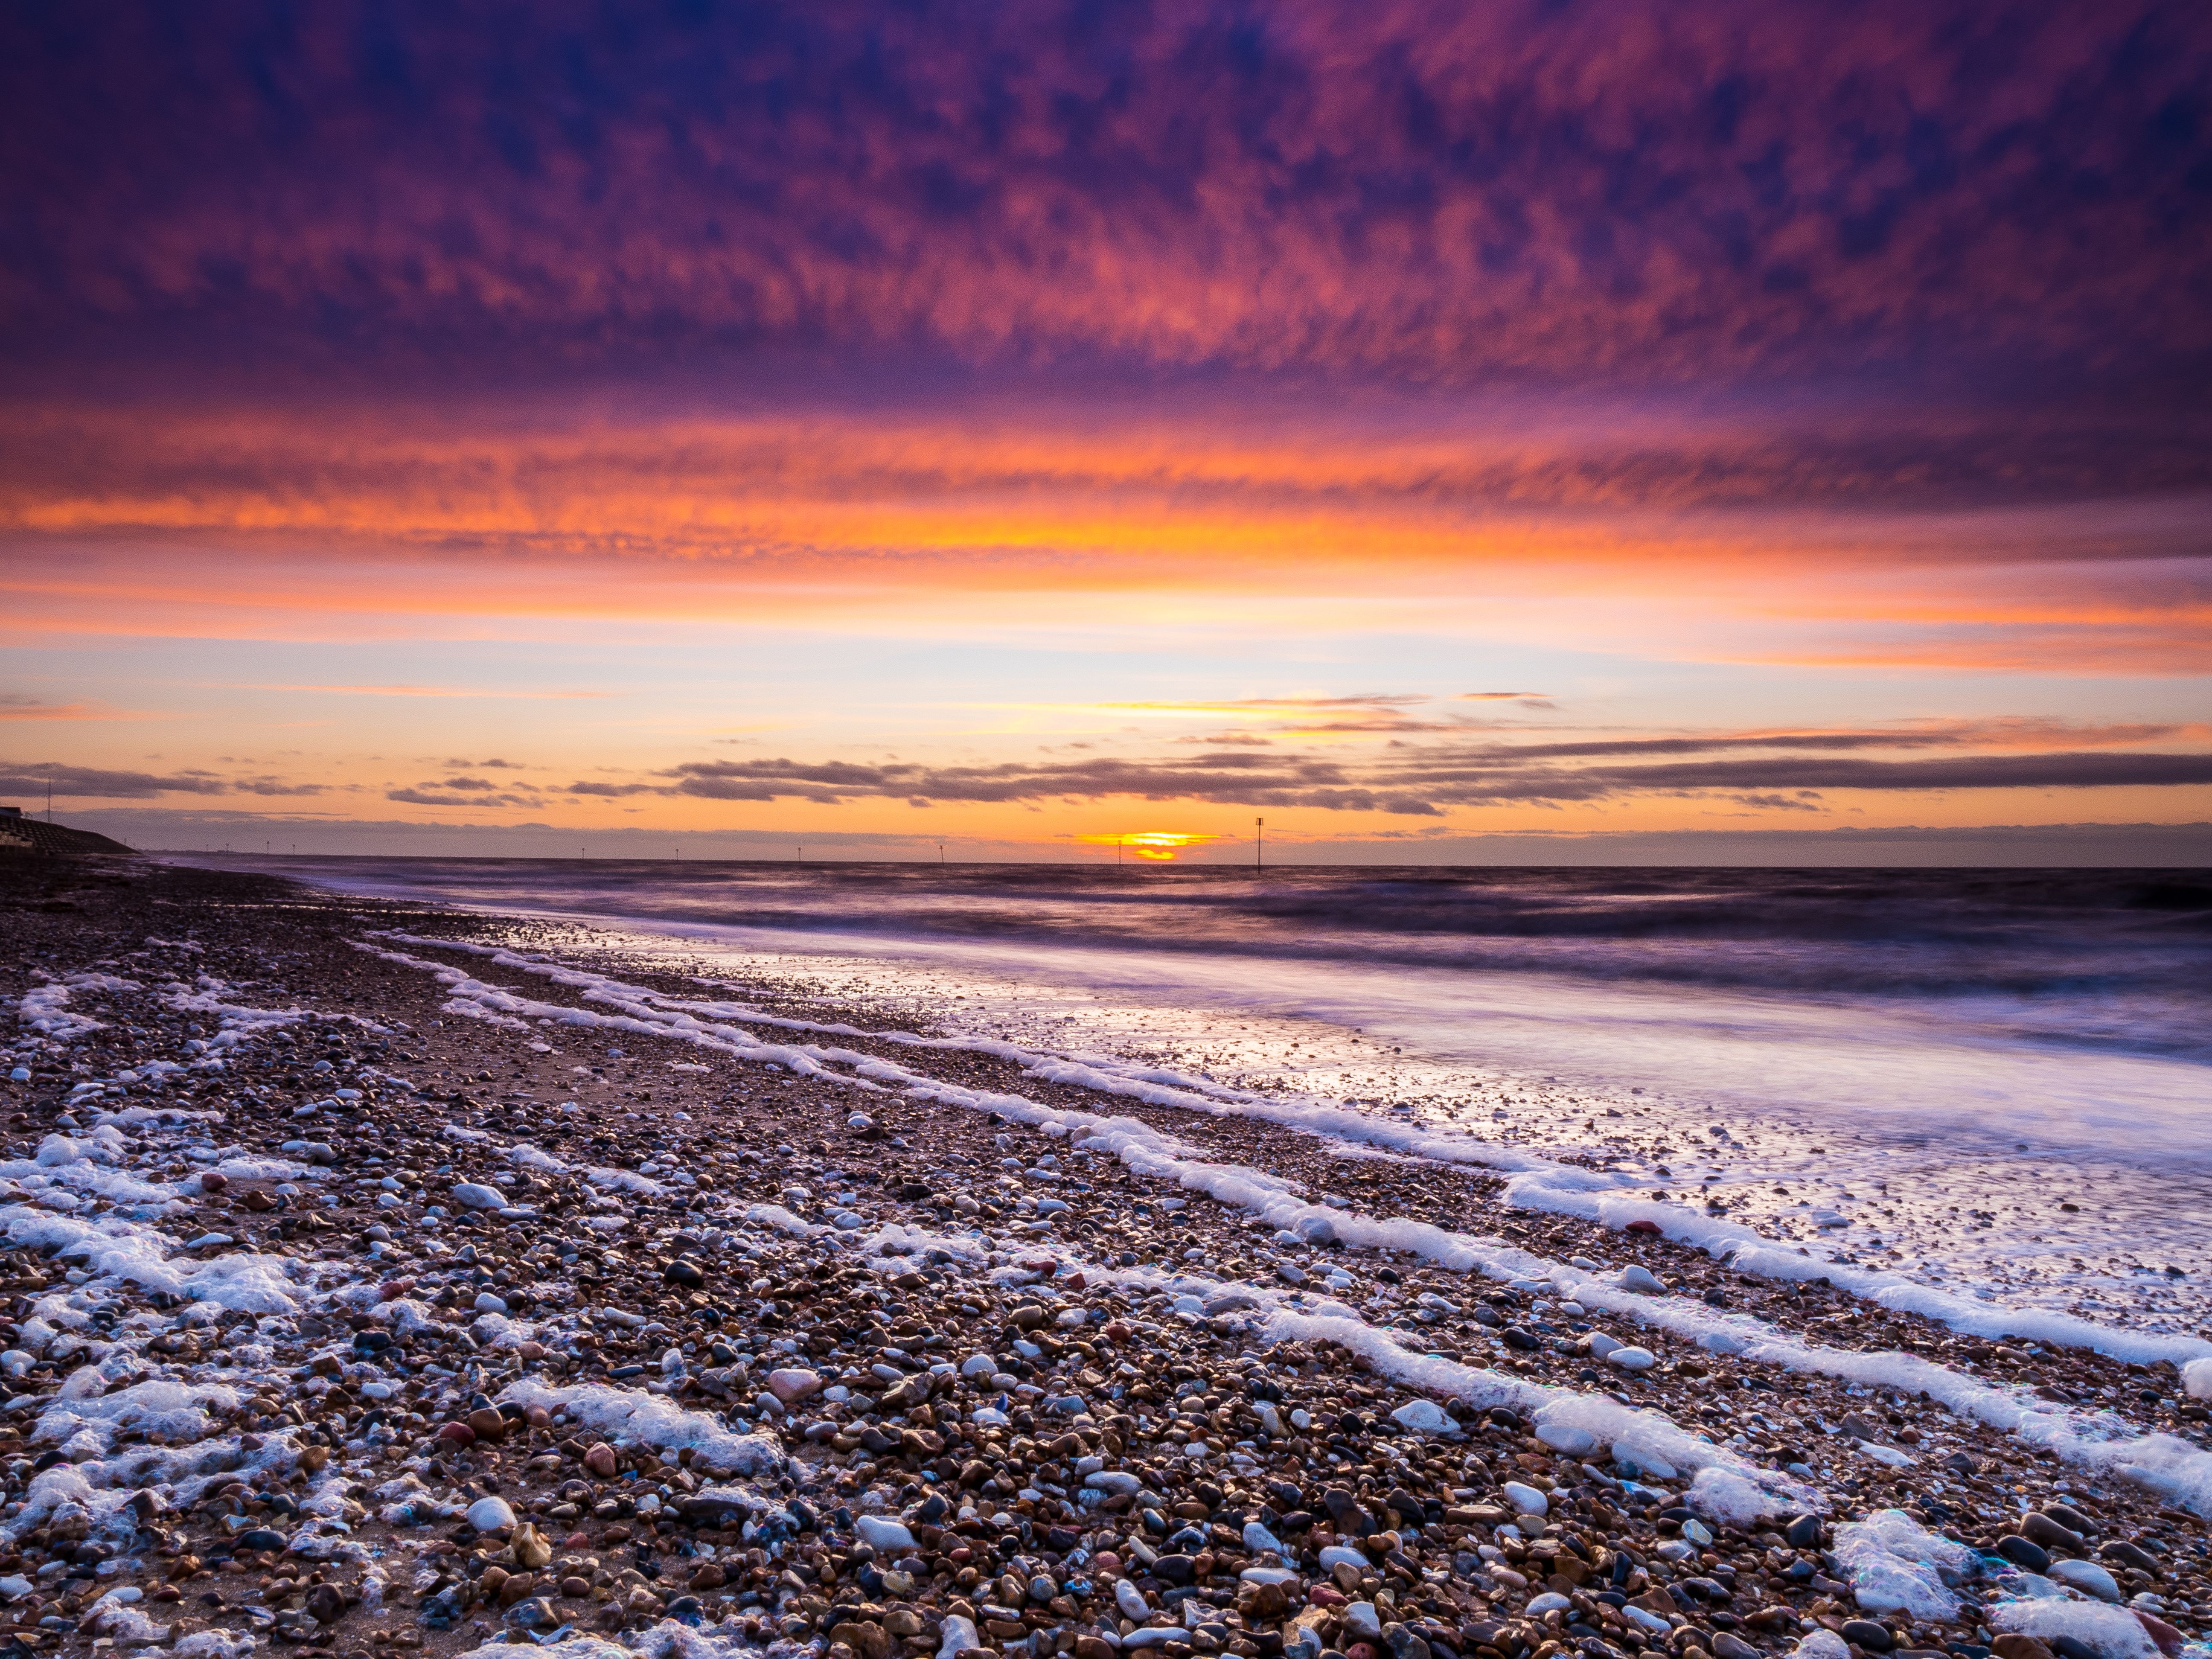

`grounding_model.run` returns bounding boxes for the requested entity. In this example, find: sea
[182,857,2212,1336]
